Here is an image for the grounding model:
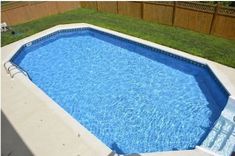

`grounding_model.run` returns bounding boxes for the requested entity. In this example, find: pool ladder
[4,61,31,80]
